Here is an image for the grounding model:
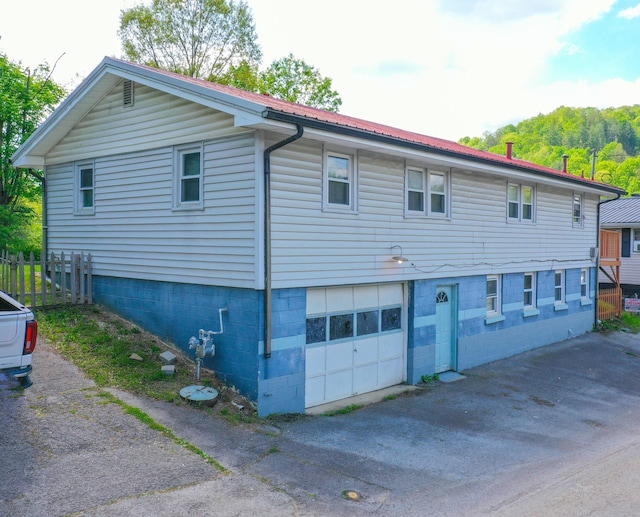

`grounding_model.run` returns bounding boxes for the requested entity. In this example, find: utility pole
[591,148,598,180]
